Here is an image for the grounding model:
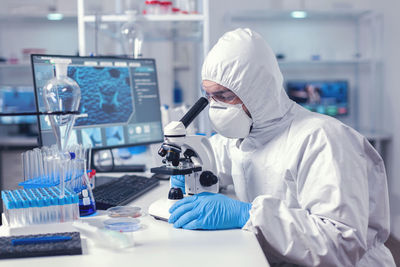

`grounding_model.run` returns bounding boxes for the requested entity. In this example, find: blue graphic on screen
[67,67,134,126]
[105,126,125,146]
[81,128,102,147]
[286,81,348,116]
